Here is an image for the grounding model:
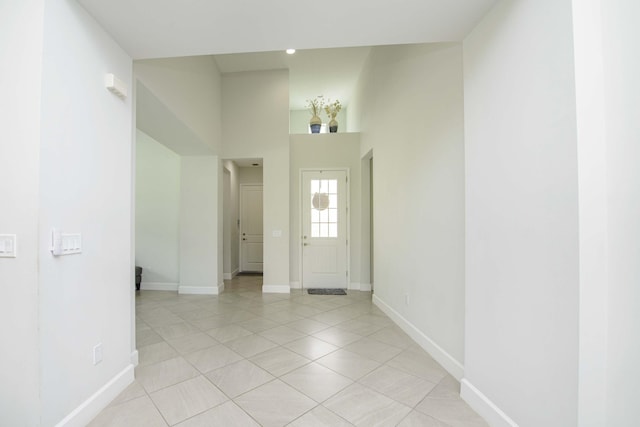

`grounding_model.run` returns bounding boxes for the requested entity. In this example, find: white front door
[302,170,348,288]
[240,184,263,272]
